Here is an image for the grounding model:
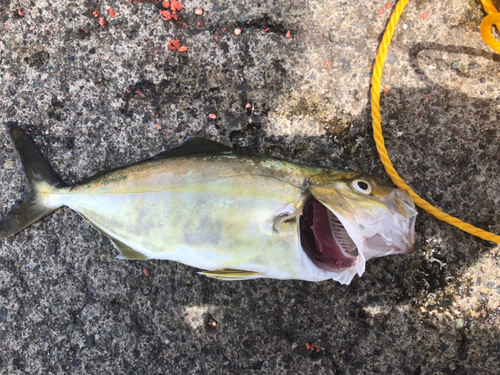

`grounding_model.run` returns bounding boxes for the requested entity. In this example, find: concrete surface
[0,0,500,373]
